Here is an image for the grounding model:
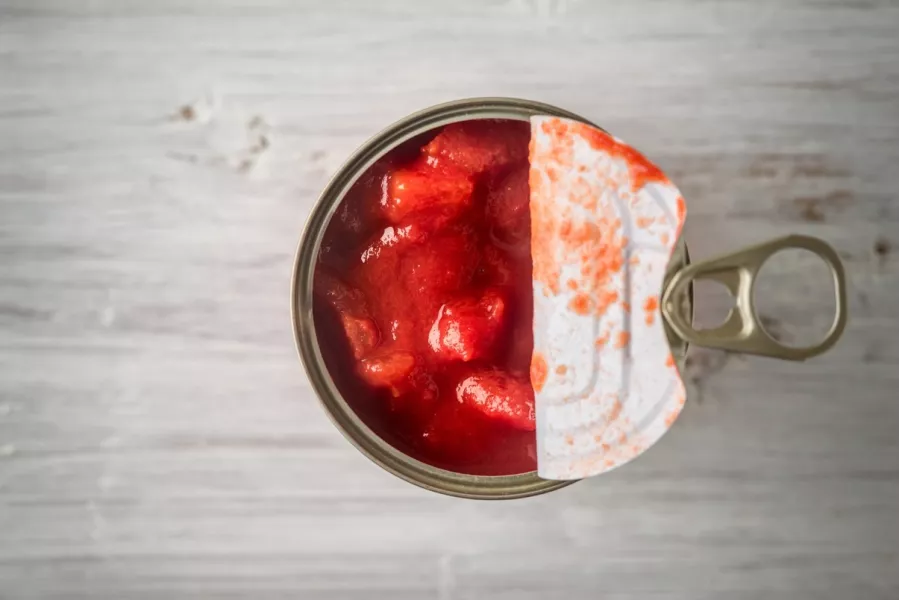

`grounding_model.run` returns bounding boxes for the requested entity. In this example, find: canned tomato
[291,98,847,499]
